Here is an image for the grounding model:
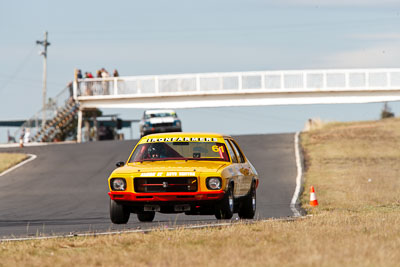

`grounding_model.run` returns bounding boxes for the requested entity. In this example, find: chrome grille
[134,177,197,193]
